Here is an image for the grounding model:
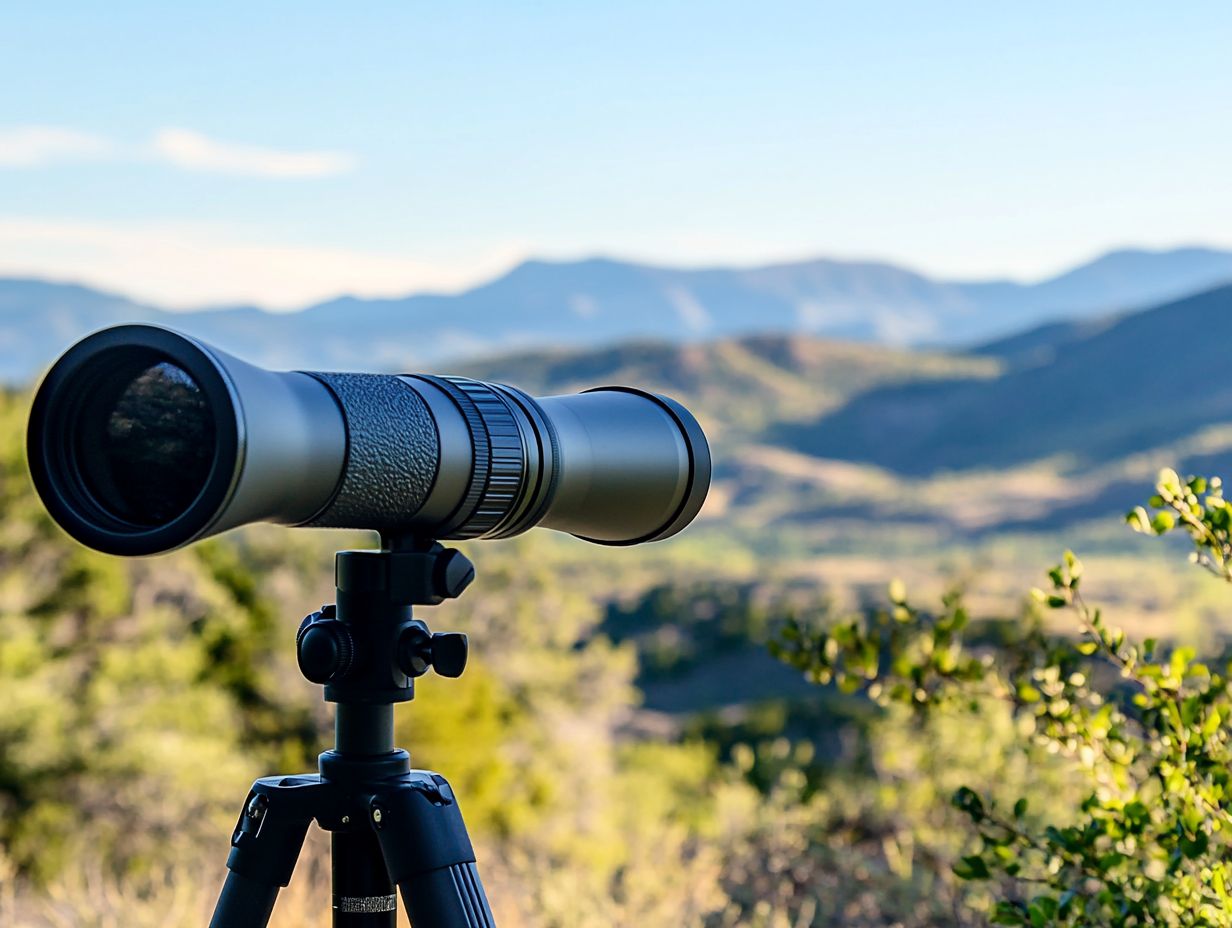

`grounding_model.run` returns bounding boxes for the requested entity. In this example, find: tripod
[208,539,495,928]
